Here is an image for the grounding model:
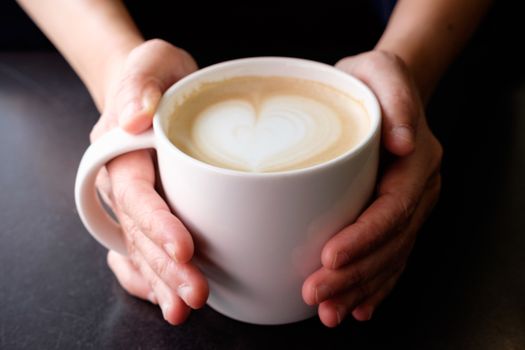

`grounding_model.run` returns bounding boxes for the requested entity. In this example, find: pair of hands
[92,39,442,327]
